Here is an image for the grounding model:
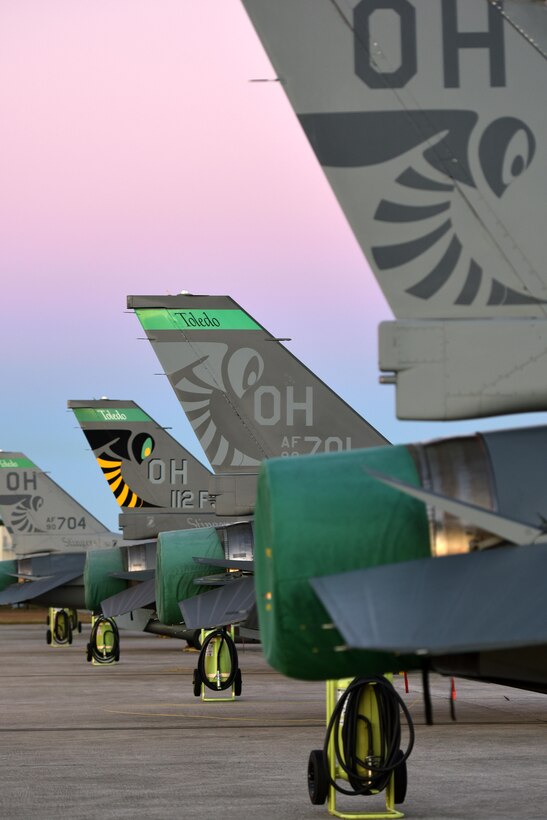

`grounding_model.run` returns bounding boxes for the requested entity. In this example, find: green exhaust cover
[156,528,224,625]
[0,560,17,593]
[84,549,126,612]
[254,445,431,680]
